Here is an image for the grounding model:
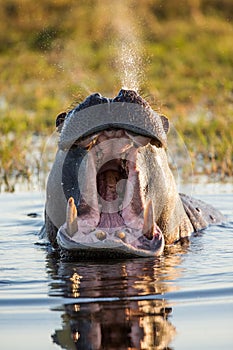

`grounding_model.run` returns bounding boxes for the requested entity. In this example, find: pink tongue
[98,212,124,229]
